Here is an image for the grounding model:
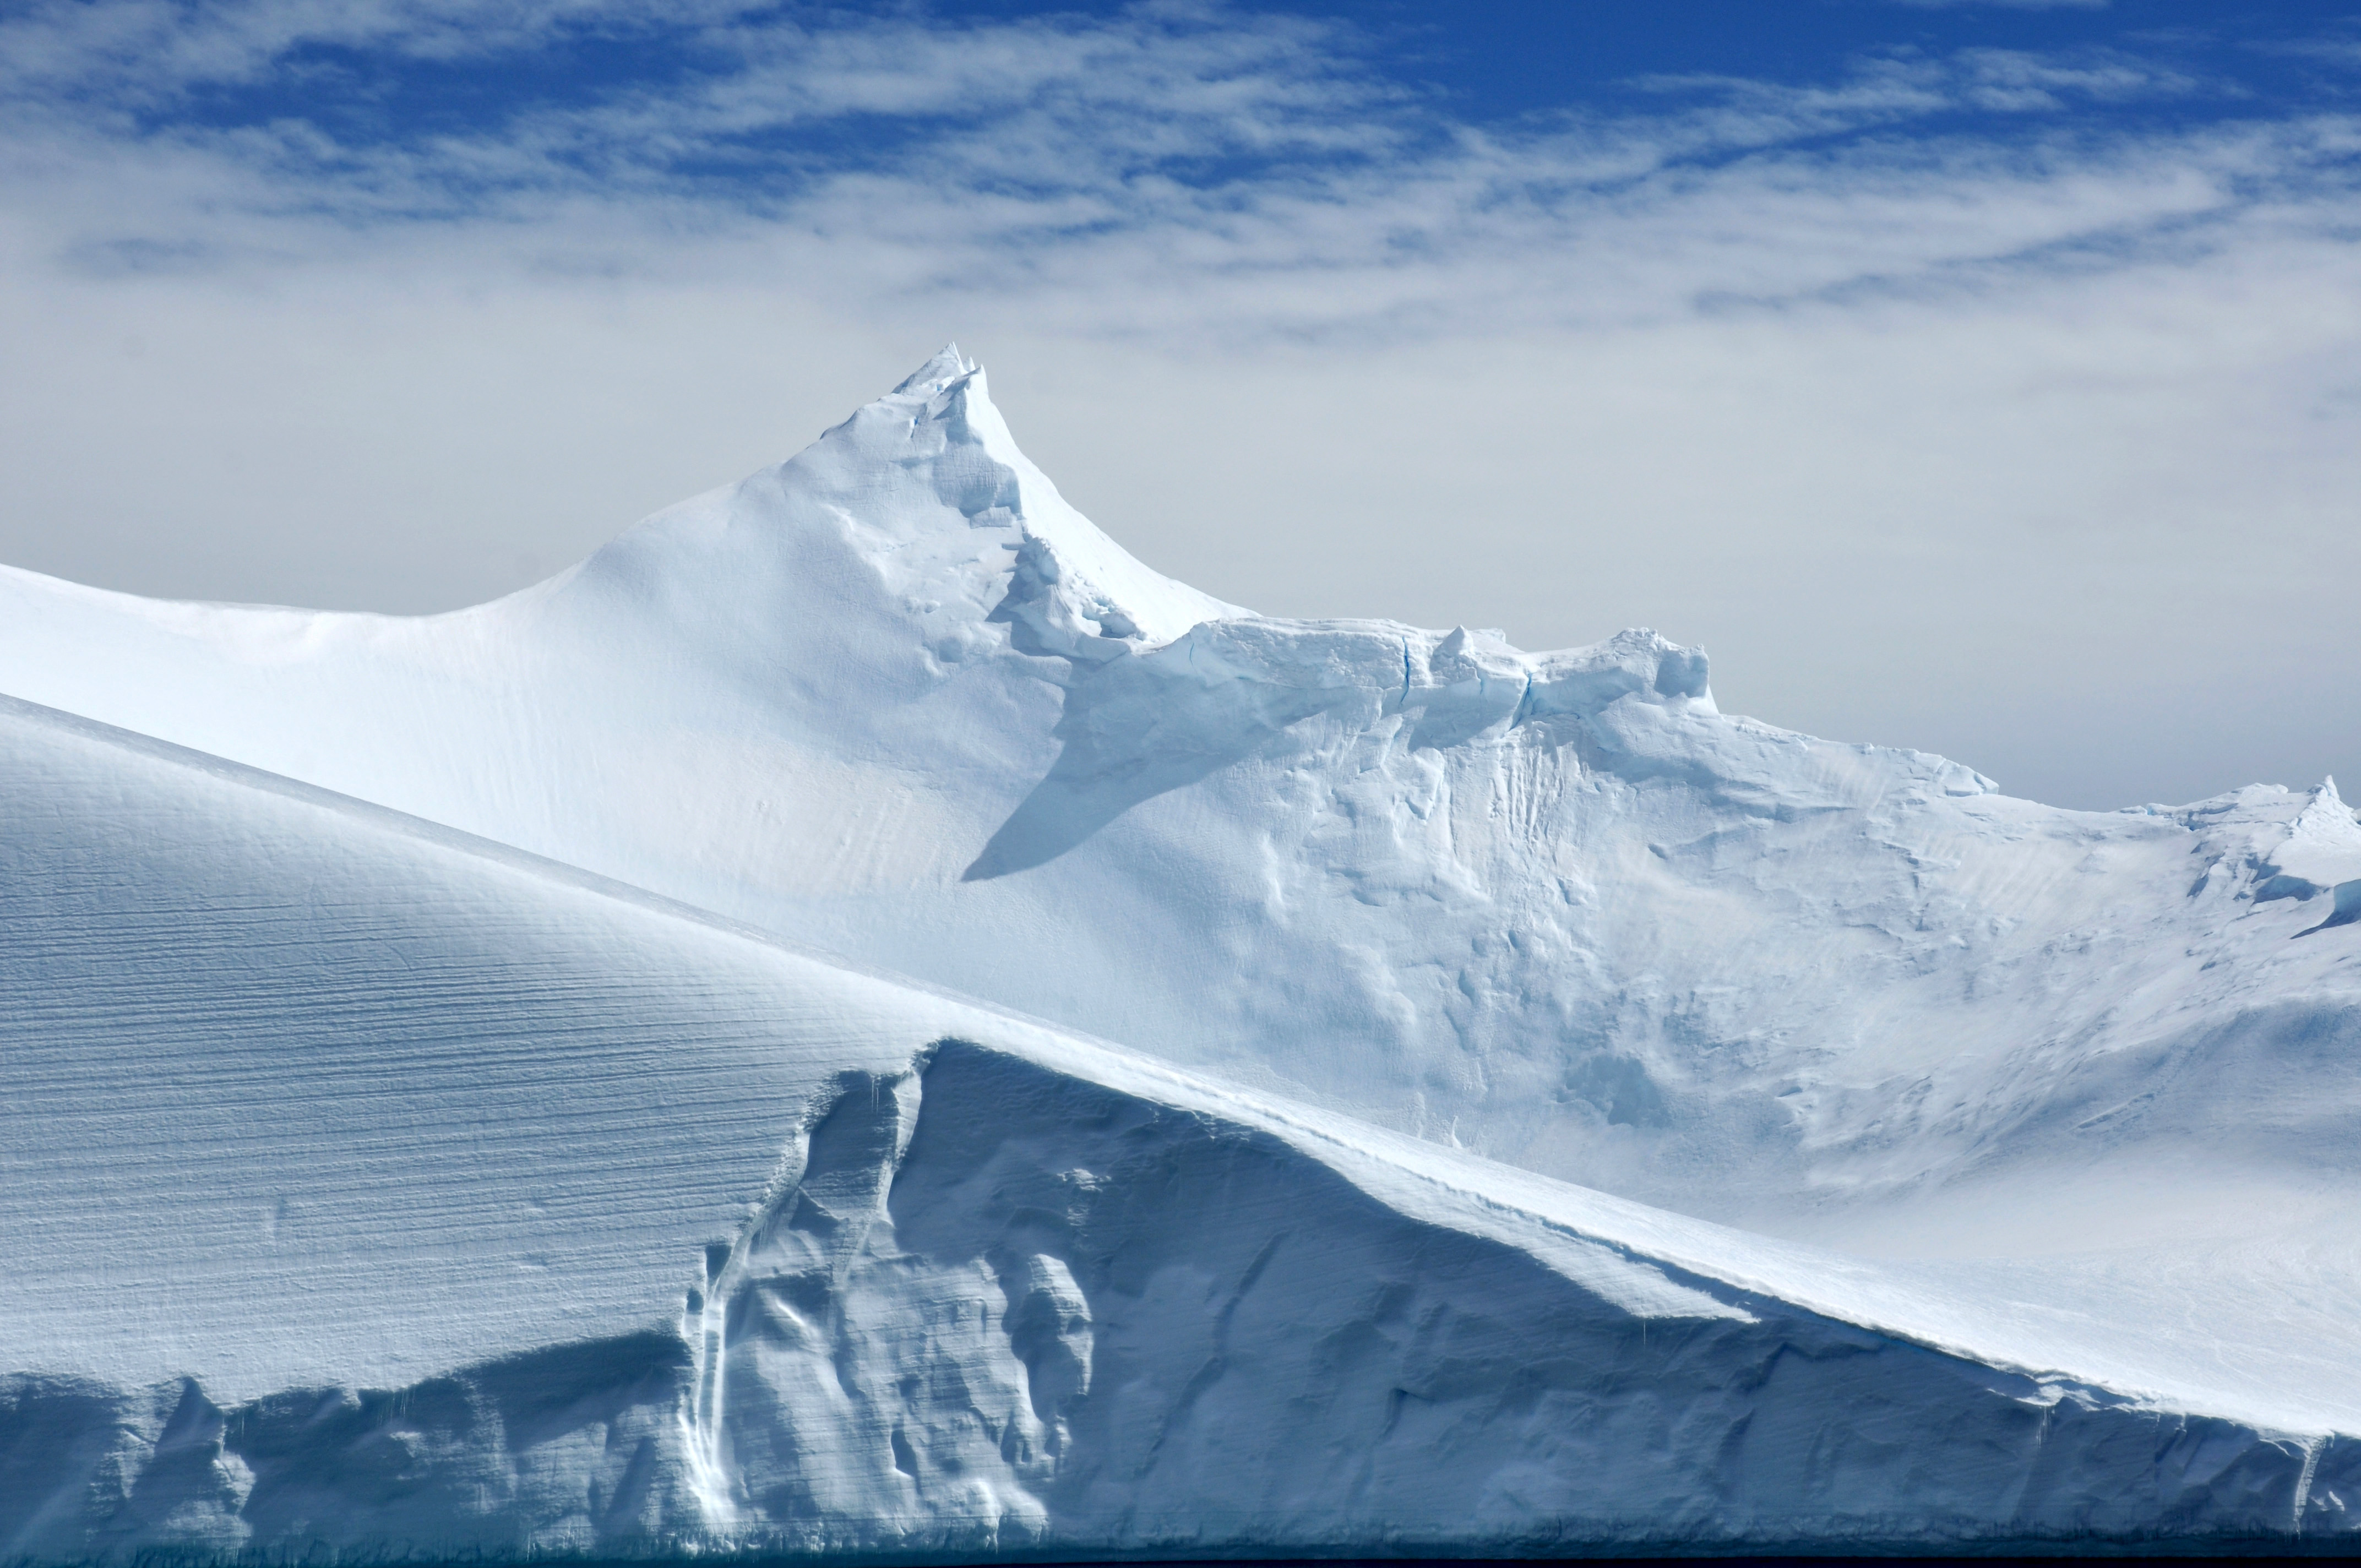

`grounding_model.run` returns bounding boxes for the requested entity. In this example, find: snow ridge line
[1,689,2337,1442]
